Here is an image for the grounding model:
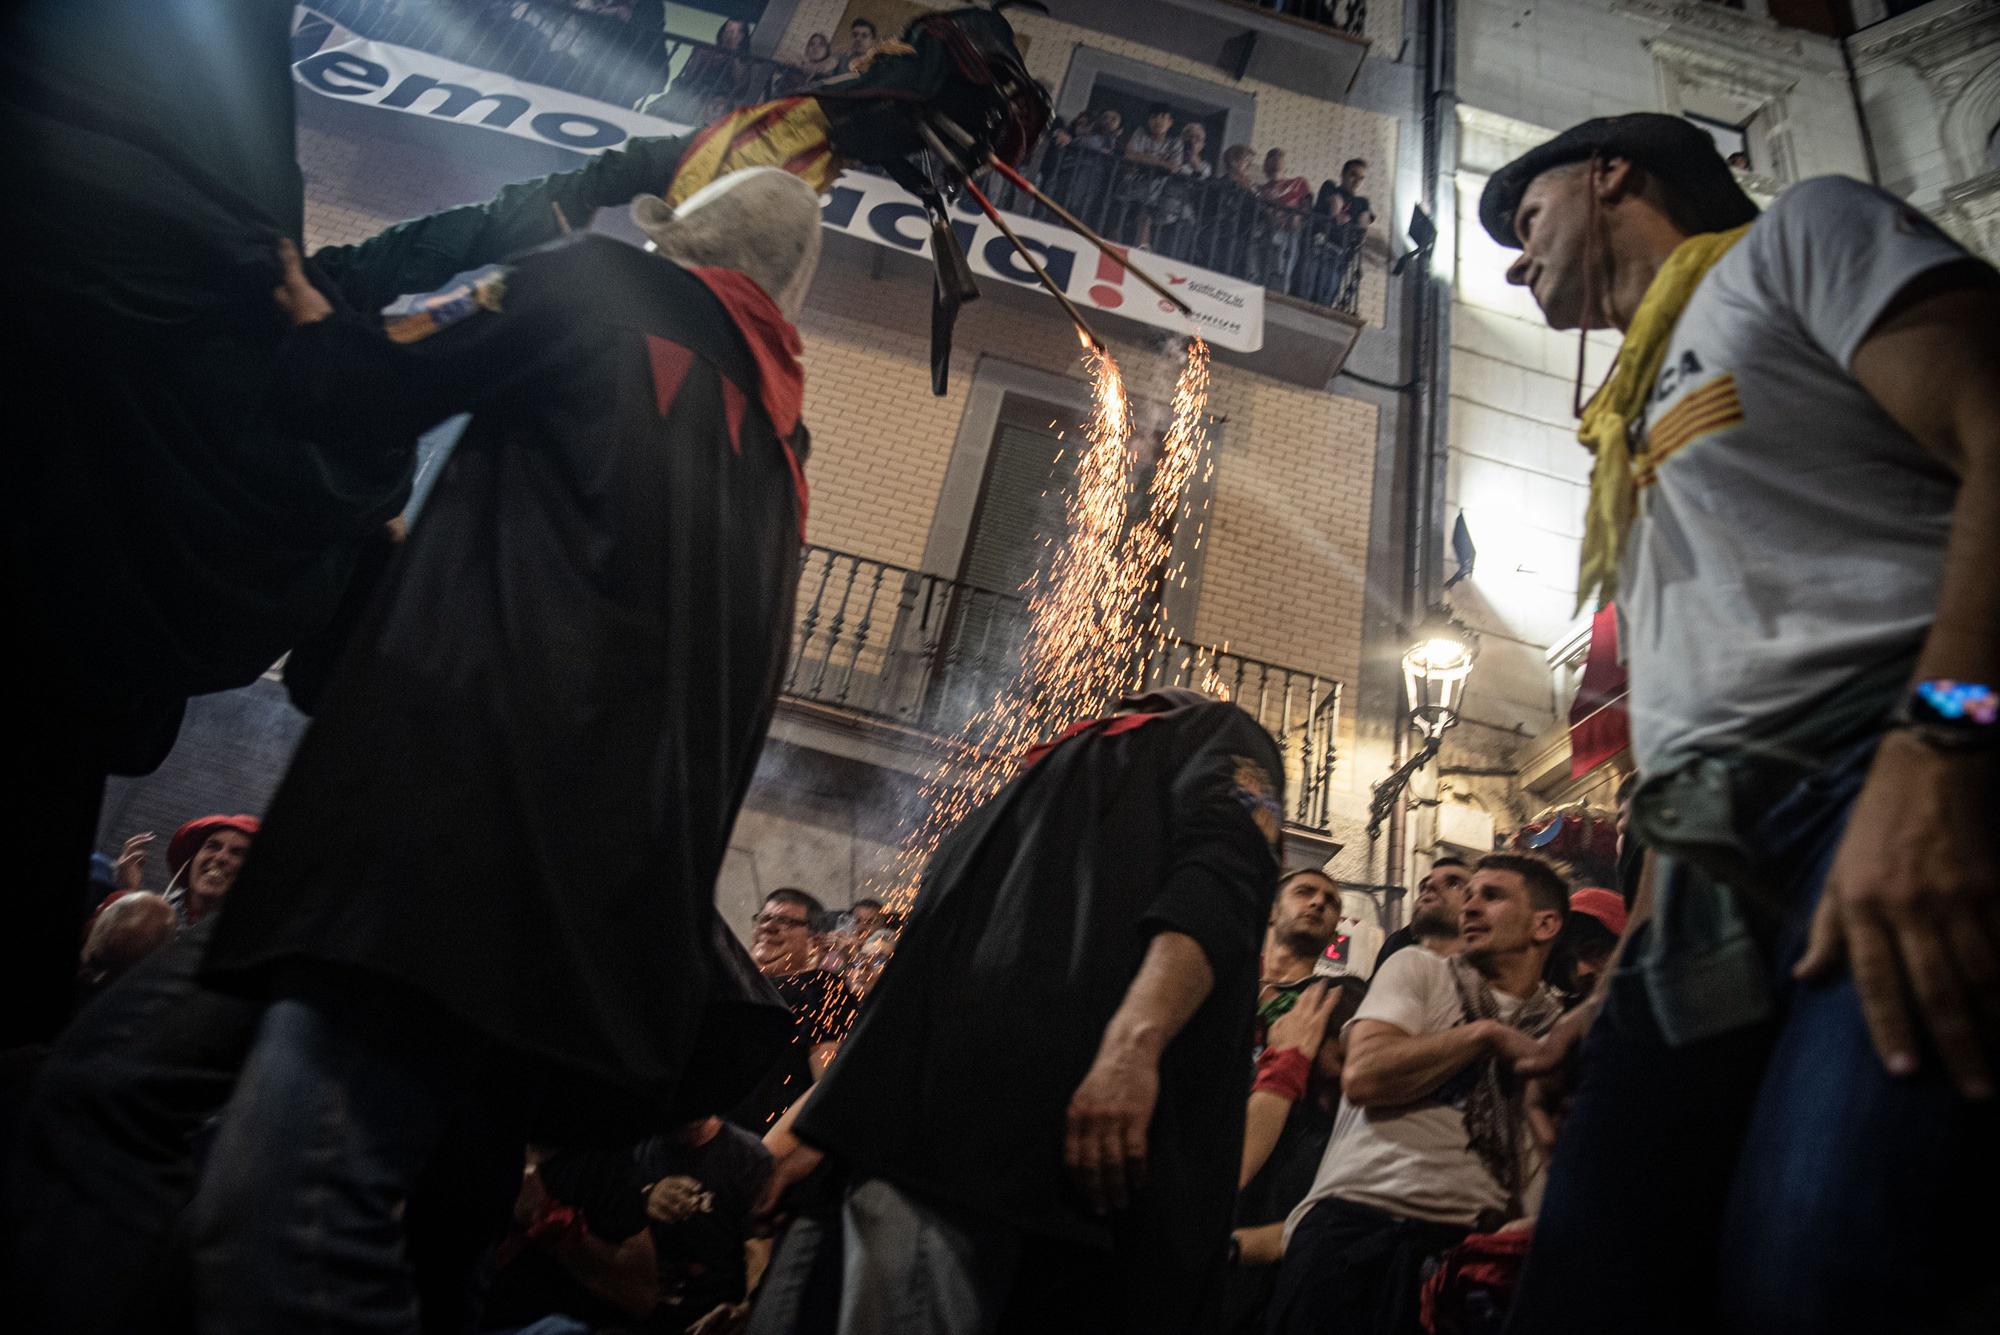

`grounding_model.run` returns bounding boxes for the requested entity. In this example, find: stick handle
[983,155,1194,317]
[961,177,1102,351]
